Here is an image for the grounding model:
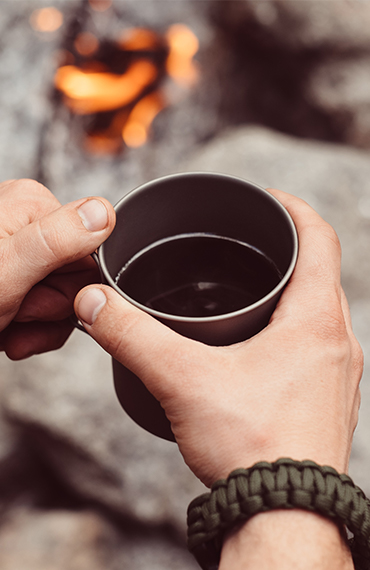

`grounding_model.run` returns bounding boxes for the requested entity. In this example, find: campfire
[54,23,199,154]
